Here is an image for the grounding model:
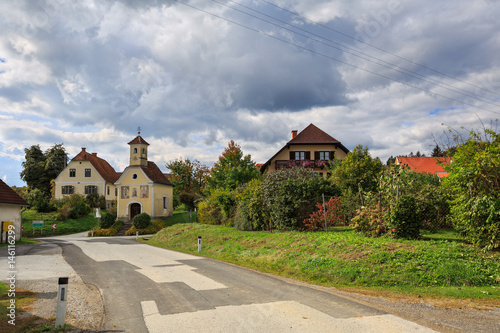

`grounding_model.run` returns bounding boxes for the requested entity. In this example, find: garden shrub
[126,219,167,235]
[133,213,151,230]
[234,179,266,231]
[57,194,89,220]
[351,200,388,236]
[197,188,236,226]
[389,195,422,239]
[101,213,117,229]
[86,193,106,209]
[89,220,123,237]
[303,197,345,231]
[25,188,55,213]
